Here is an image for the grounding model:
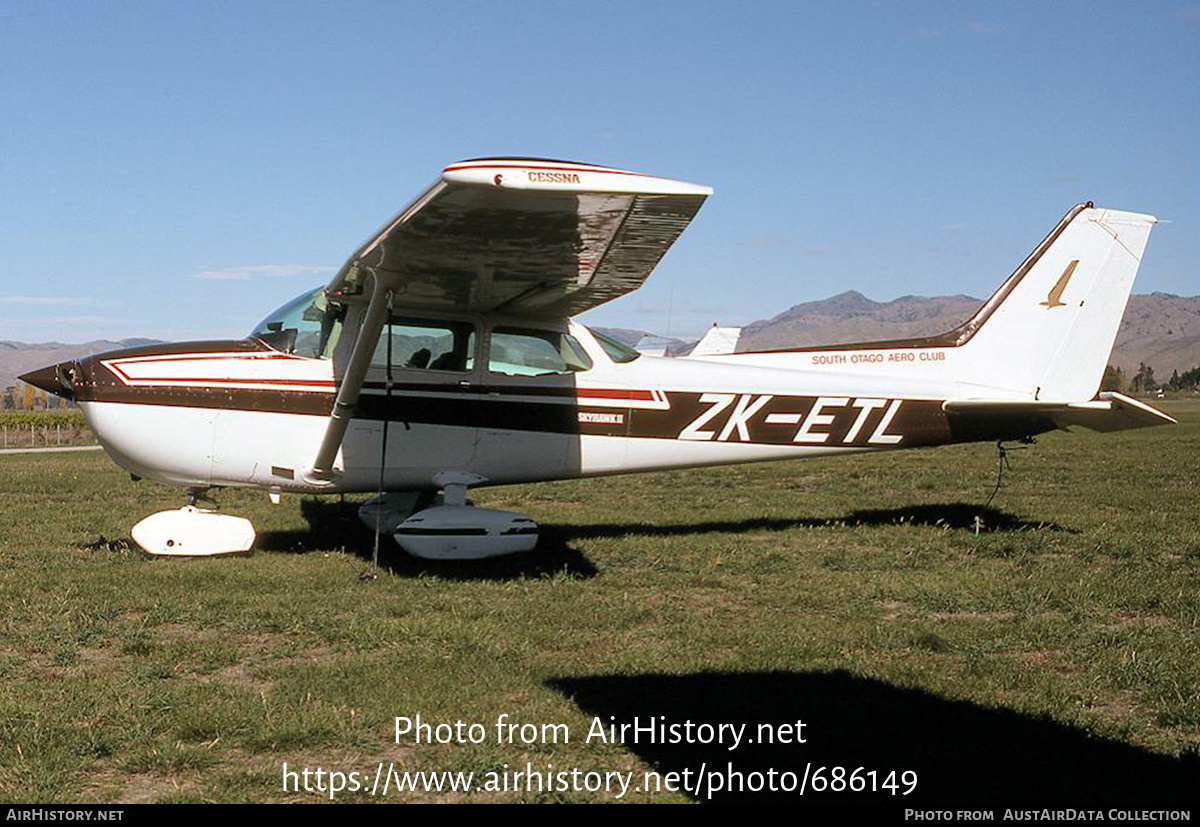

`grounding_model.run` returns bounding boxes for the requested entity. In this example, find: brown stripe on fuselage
[99,339,271,360]
[625,393,954,447]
